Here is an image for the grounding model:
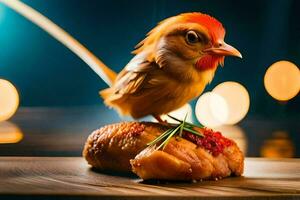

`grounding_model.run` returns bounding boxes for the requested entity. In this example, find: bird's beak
[204,42,242,58]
